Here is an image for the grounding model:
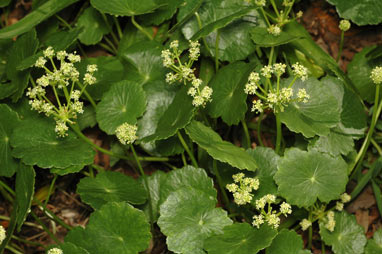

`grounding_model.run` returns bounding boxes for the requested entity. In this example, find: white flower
[201,86,213,100]
[179,66,193,80]
[300,219,312,231]
[340,193,351,203]
[261,65,273,78]
[282,0,293,7]
[170,40,179,49]
[56,51,67,61]
[47,248,63,254]
[255,0,266,7]
[192,95,205,107]
[161,49,173,67]
[35,56,47,68]
[233,173,245,183]
[43,46,54,58]
[71,101,84,114]
[251,100,264,113]
[267,24,281,36]
[30,99,43,112]
[86,64,98,73]
[165,72,178,84]
[244,82,258,95]
[55,121,68,137]
[296,11,303,18]
[280,202,292,215]
[192,78,202,88]
[67,52,81,63]
[42,103,54,116]
[252,214,264,228]
[281,87,293,101]
[60,62,75,76]
[292,62,308,81]
[339,20,351,32]
[226,183,238,193]
[335,201,344,211]
[115,123,138,145]
[83,73,96,85]
[187,87,197,97]
[325,211,336,232]
[273,63,286,76]
[267,92,278,104]
[265,194,276,203]
[266,213,280,228]
[70,90,81,101]
[297,88,309,103]
[0,225,6,245]
[233,190,252,205]
[189,40,200,61]
[371,66,382,85]
[256,197,266,210]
